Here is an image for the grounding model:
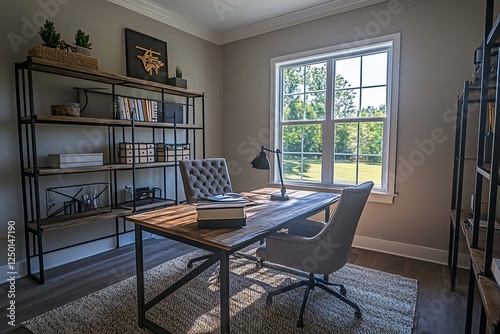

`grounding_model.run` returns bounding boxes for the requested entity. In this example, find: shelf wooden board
[20,114,203,130]
[477,275,500,331]
[450,209,471,229]
[24,161,177,176]
[27,208,132,232]
[461,219,500,330]
[22,57,203,98]
[477,165,500,183]
[120,199,176,212]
